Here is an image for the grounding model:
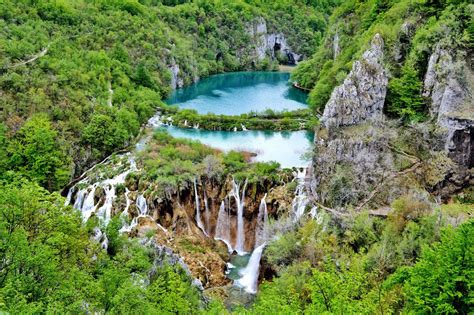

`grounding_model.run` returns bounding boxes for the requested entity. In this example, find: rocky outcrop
[423,45,473,168]
[247,17,301,64]
[168,58,184,89]
[311,34,431,211]
[311,31,473,212]
[321,34,388,129]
